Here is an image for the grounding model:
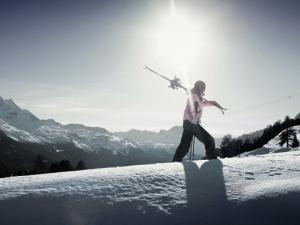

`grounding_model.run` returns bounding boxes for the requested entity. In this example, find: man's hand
[207,100,228,114]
